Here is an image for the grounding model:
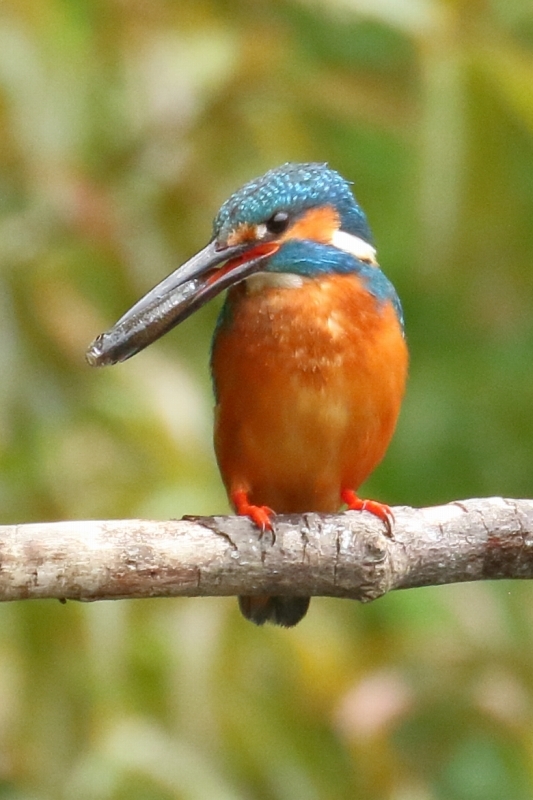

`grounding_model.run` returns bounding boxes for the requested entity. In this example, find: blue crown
[213,162,373,244]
